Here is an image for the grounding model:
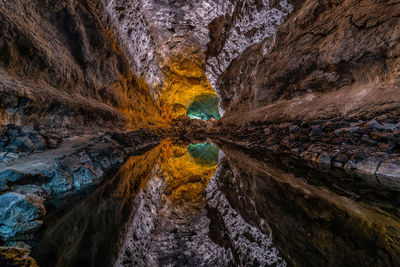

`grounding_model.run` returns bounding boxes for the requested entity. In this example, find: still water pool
[31,140,400,266]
